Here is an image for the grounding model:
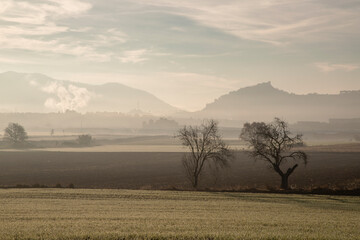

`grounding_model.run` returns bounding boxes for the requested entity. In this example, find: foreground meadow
[0,189,359,240]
